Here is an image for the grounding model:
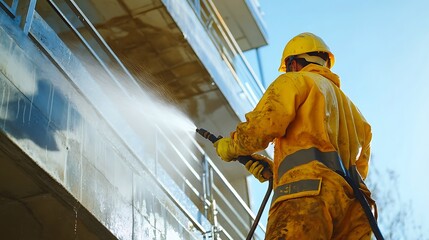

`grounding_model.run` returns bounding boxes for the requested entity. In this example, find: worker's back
[273,64,371,180]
